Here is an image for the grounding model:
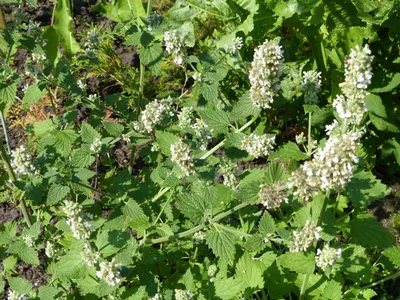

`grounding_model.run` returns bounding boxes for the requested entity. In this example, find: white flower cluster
[240,133,276,158]
[290,220,322,252]
[45,241,60,258]
[333,44,373,126]
[289,133,359,201]
[85,29,101,56]
[249,39,284,109]
[170,141,195,176]
[164,30,185,65]
[301,70,322,104]
[192,119,213,151]
[63,201,95,240]
[22,235,34,247]
[82,243,100,267]
[90,137,102,153]
[178,106,194,128]
[26,20,42,40]
[10,146,36,177]
[219,158,238,190]
[96,259,122,286]
[134,97,174,134]
[148,294,161,300]
[258,182,288,209]
[193,231,206,244]
[174,289,193,300]
[7,290,28,300]
[207,265,218,280]
[316,244,342,271]
[225,37,243,54]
